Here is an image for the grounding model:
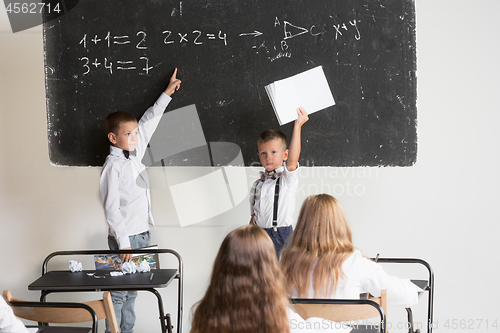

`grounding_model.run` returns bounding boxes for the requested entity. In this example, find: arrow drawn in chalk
[239,30,263,37]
